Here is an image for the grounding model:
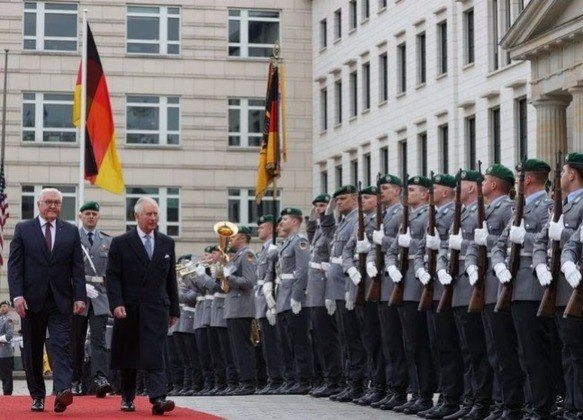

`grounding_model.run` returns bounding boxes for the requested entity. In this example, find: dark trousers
[557,306,583,412]
[454,306,493,406]
[356,301,385,390]
[482,304,524,409]
[276,313,297,384]
[215,327,239,386]
[258,317,284,385]
[398,301,437,400]
[336,300,366,386]
[0,356,13,395]
[226,318,257,387]
[195,328,215,388]
[311,306,344,386]
[206,327,227,387]
[166,335,182,390]
[378,302,408,394]
[71,307,108,382]
[174,332,203,390]
[22,295,72,398]
[120,367,166,403]
[278,308,314,385]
